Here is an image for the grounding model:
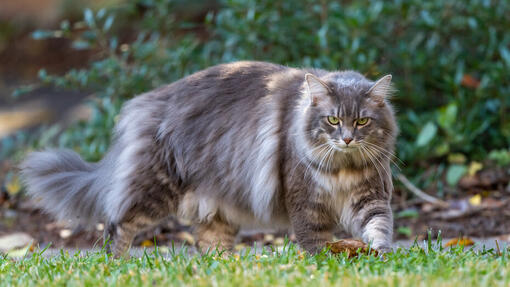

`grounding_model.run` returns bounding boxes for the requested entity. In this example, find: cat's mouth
[329,140,359,152]
[336,146,357,152]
